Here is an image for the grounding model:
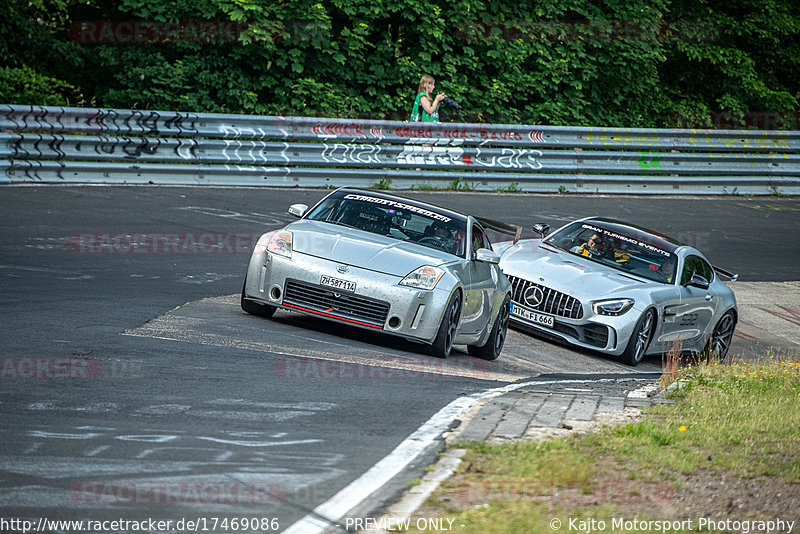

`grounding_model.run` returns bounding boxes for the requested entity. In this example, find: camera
[441,96,459,108]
